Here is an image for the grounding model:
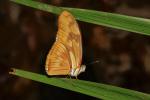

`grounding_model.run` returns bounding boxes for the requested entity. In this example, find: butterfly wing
[57,11,82,69]
[45,41,71,75]
[45,11,82,75]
